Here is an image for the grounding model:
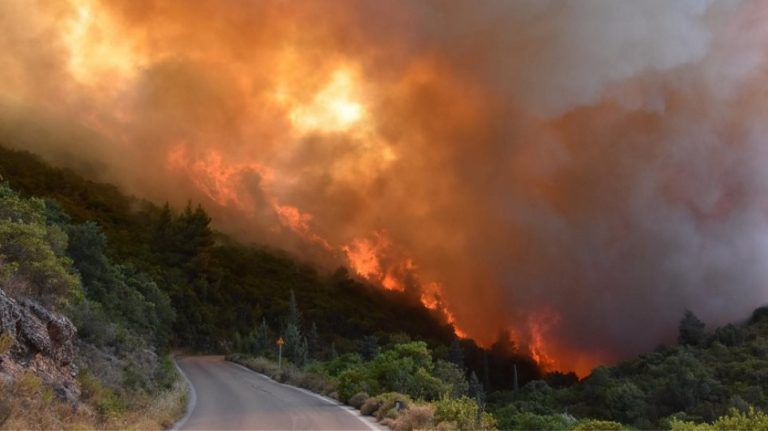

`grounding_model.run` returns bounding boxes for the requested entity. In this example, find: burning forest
[2,0,768,378]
